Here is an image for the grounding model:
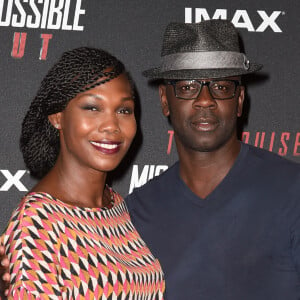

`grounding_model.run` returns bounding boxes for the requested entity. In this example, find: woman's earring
[54,124,60,129]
